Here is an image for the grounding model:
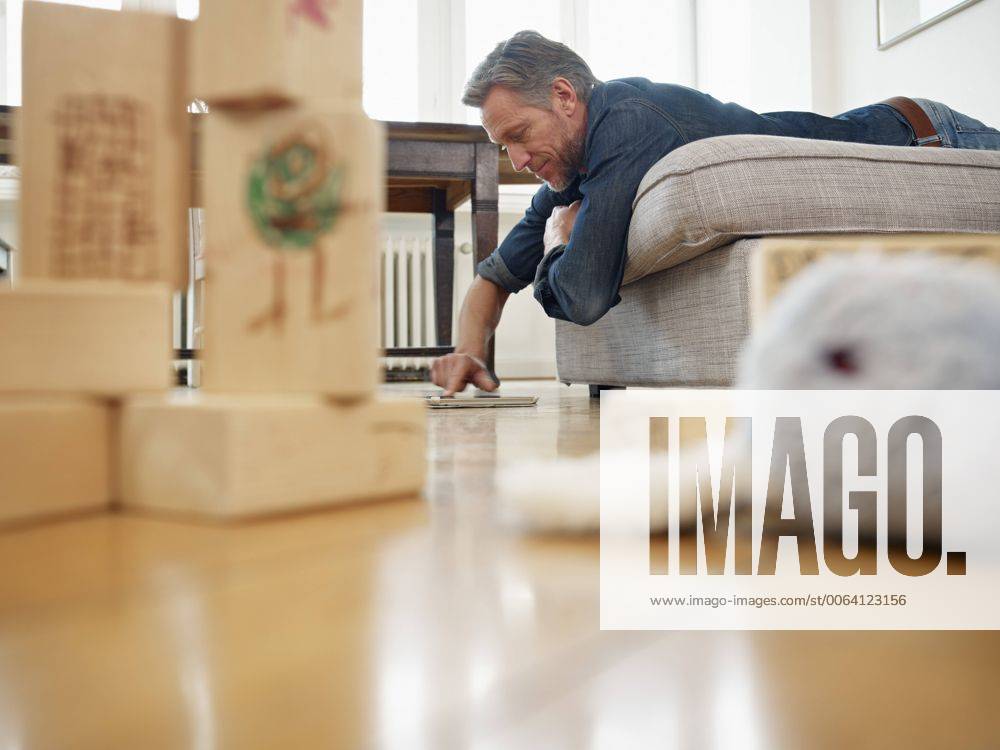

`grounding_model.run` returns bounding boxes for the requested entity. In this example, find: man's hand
[431,352,498,397]
[430,276,507,396]
[543,199,582,254]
